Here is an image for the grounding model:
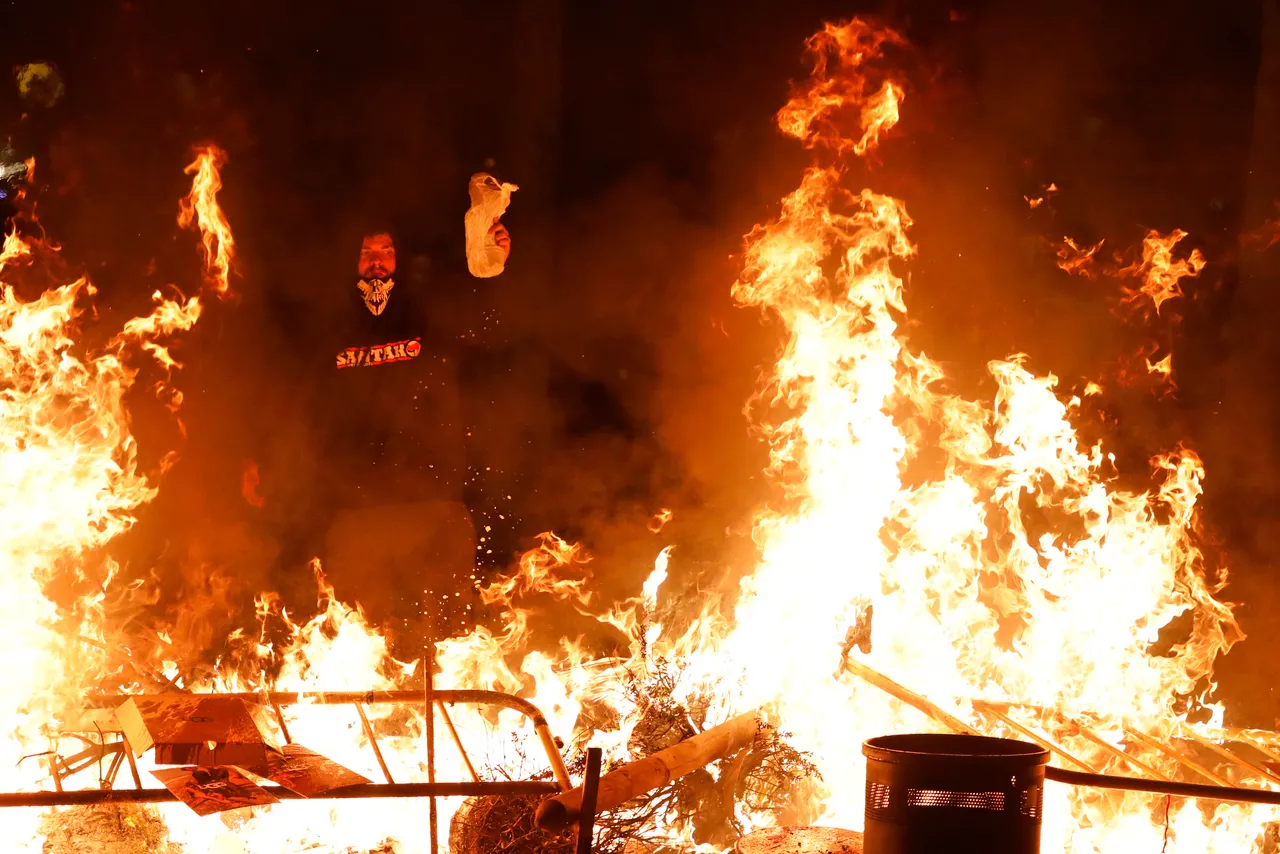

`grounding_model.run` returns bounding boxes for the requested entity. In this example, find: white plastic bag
[464,172,518,278]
